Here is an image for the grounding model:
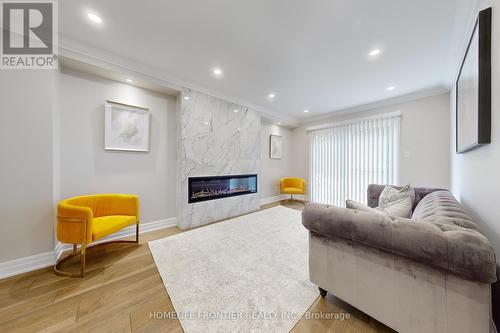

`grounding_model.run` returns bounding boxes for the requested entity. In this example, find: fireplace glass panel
[188,174,257,203]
